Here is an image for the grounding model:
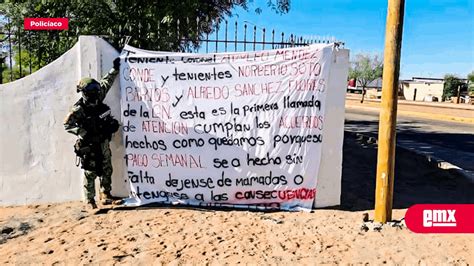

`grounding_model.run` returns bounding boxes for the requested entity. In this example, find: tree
[468,71,474,96]
[0,0,290,74]
[443,74,465,101]
[1,47,39,83]
[349,54,383,103]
